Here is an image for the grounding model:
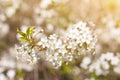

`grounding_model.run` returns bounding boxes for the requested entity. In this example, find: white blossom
[81,52,120,75]
[7,70,16,79]
[0,23,9,38]
[16,21,96,68]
